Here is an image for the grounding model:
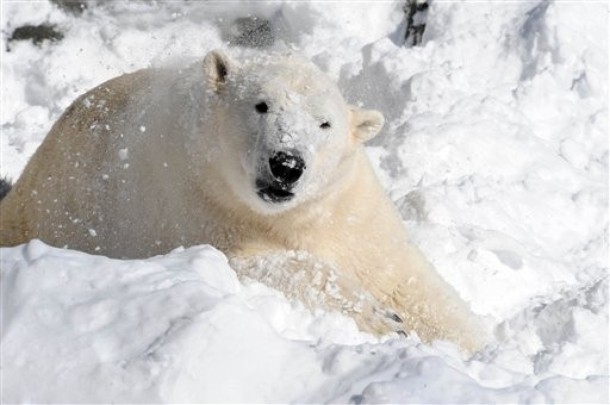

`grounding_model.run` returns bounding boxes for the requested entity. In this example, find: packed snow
[1,1,608,403]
